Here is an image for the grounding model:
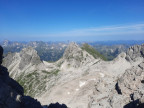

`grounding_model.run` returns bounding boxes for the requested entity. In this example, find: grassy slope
[81,43,107,61]
[16,69,60,97]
